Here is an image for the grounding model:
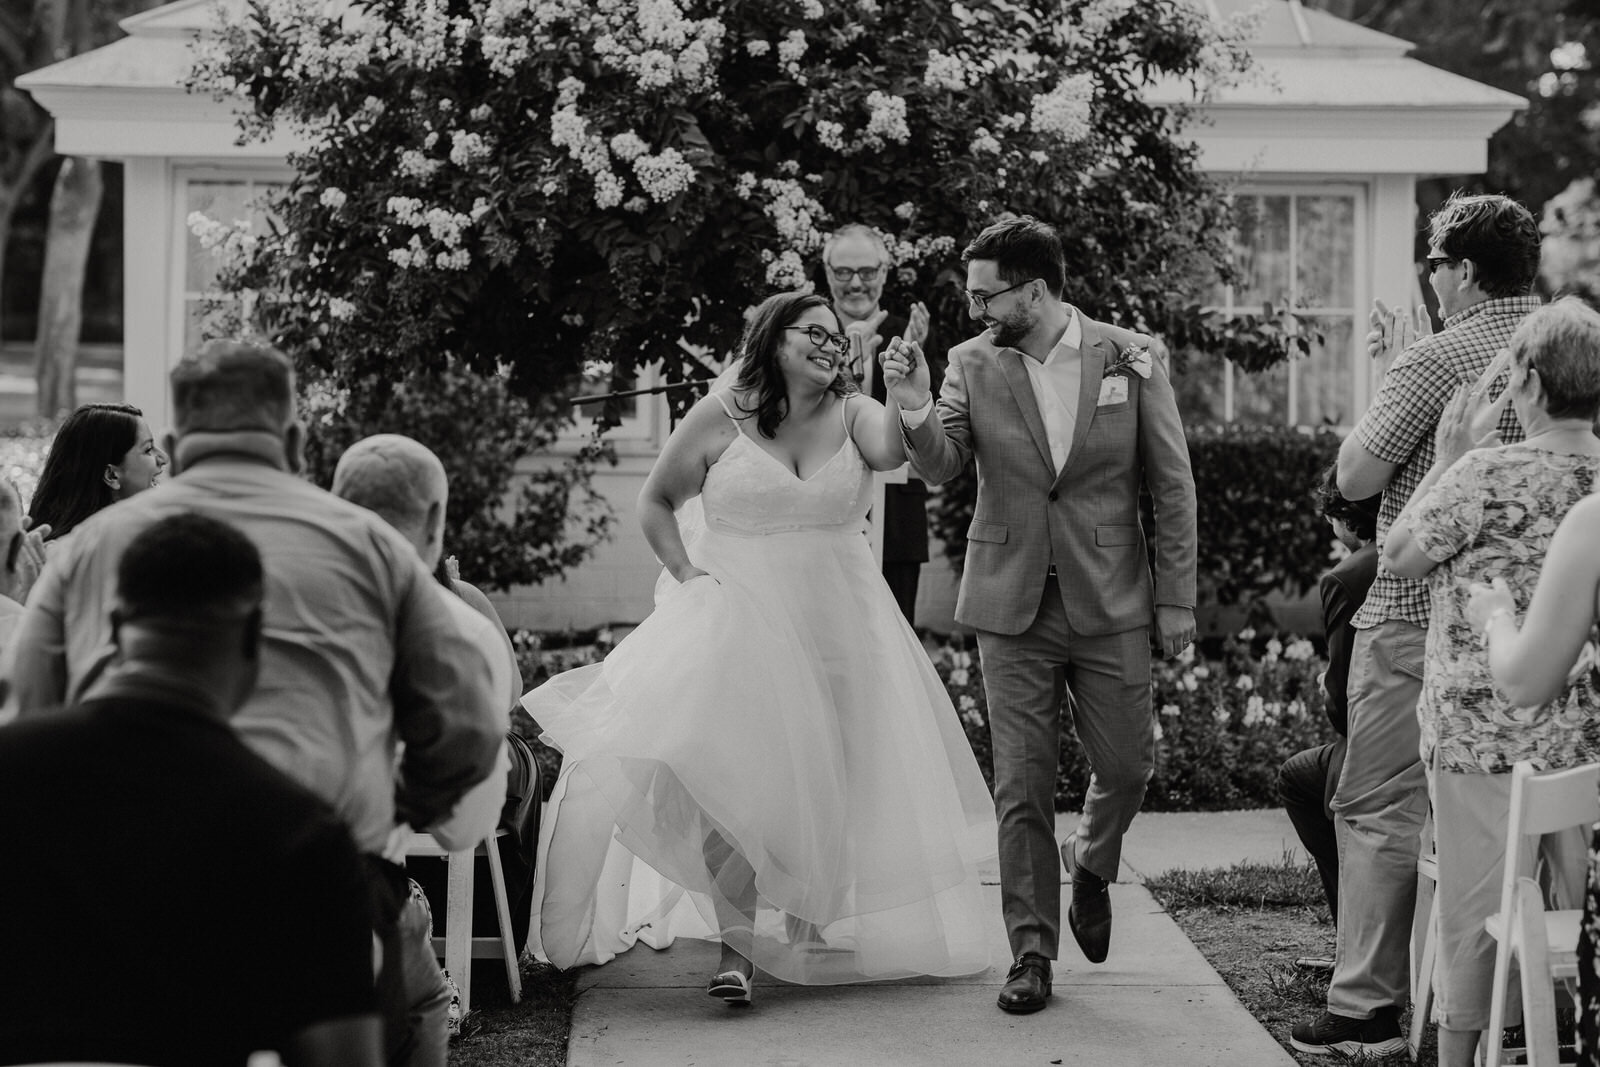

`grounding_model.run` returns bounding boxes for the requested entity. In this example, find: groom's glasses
[785,324,849,355]
[963,278,1034,313]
